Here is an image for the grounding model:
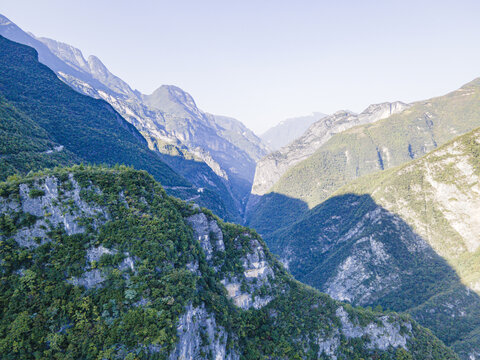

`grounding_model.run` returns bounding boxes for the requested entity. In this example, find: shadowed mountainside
[265,126,480,359]
[0,35,243,221]
[247,78,480,236]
